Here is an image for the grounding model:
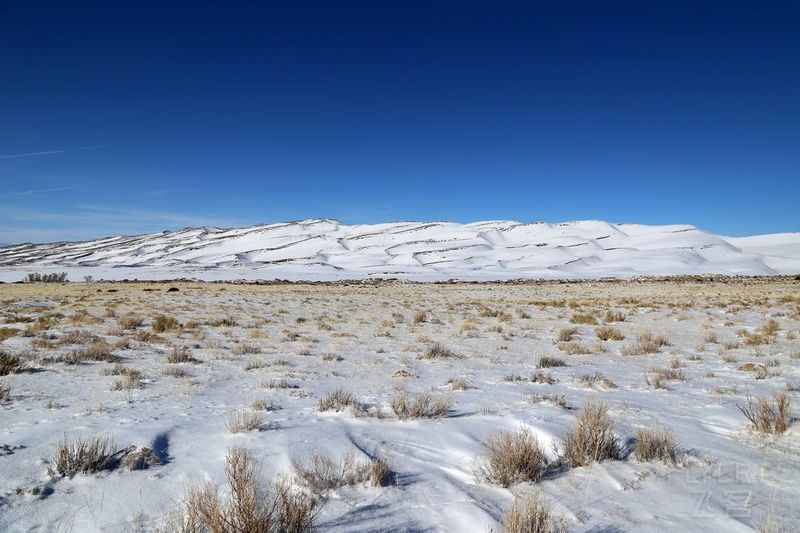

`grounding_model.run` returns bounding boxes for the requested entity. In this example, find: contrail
[0,144,108,160]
